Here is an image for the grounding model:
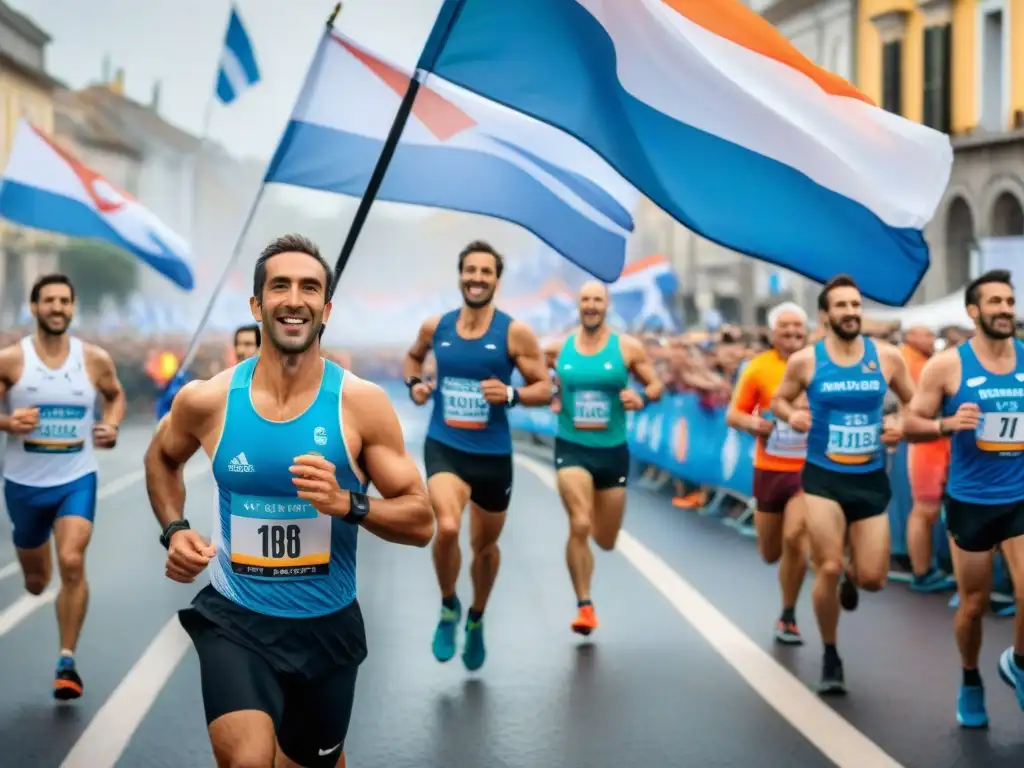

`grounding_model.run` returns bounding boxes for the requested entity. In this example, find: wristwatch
[505,386,521,407]
[160,519,191,549]
[405,376,422,390]
[937,418,950,437]
[344,491,370,525]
